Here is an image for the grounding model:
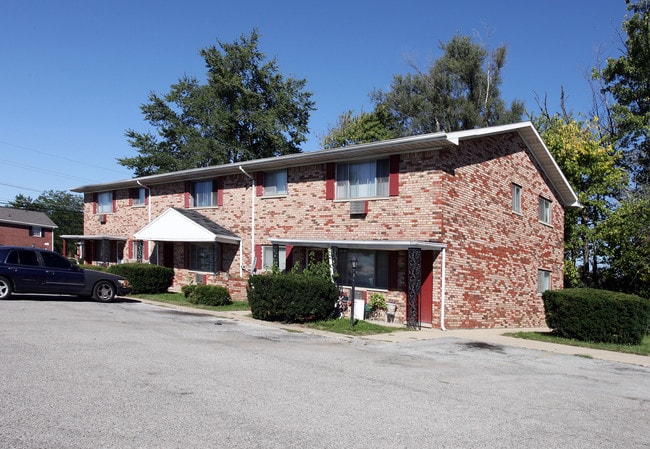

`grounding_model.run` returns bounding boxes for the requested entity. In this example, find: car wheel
[93,281,116,303]
[0,277,12,300]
